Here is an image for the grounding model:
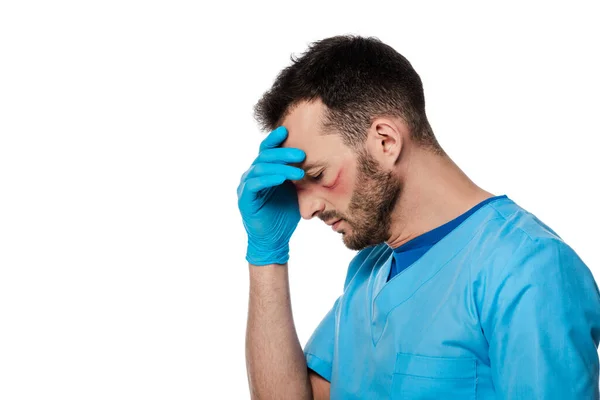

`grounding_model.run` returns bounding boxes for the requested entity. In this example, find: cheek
[327,167,352,201]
